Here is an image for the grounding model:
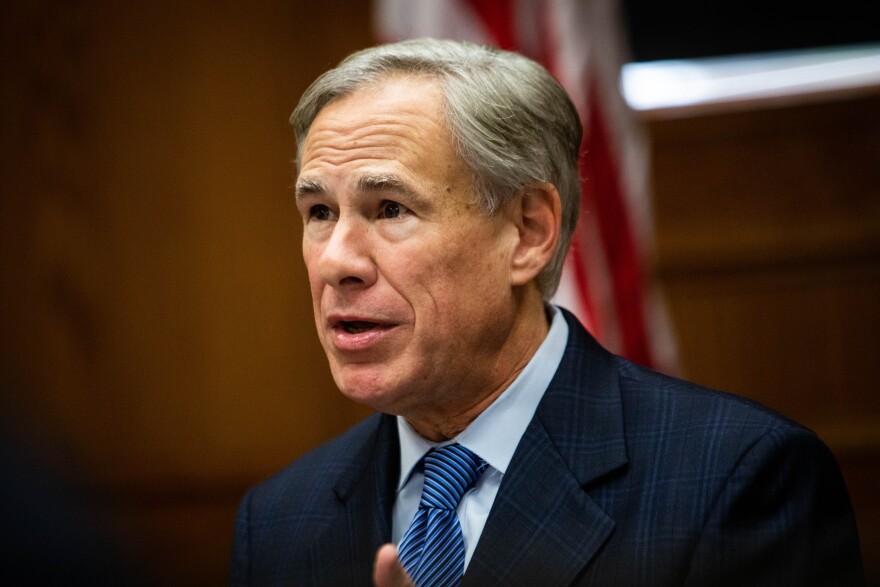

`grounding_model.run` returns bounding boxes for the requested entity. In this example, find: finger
[373,543,415,587]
